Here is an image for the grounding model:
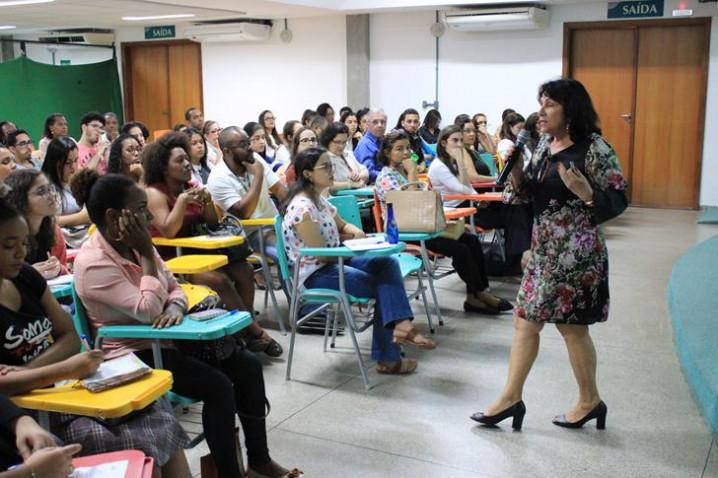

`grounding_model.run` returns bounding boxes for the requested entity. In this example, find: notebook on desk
[81,353,151,393]
[343,235,391,251]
